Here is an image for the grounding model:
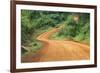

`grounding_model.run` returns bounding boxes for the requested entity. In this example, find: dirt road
[22,25,90,62]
